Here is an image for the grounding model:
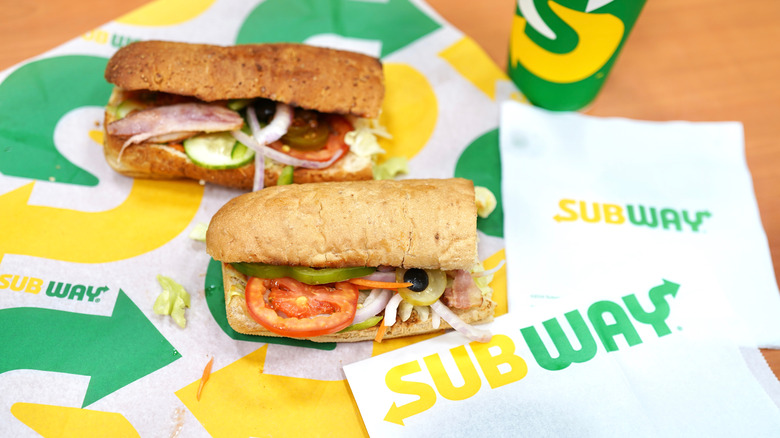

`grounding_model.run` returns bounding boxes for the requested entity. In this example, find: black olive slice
[403,268,429,292]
